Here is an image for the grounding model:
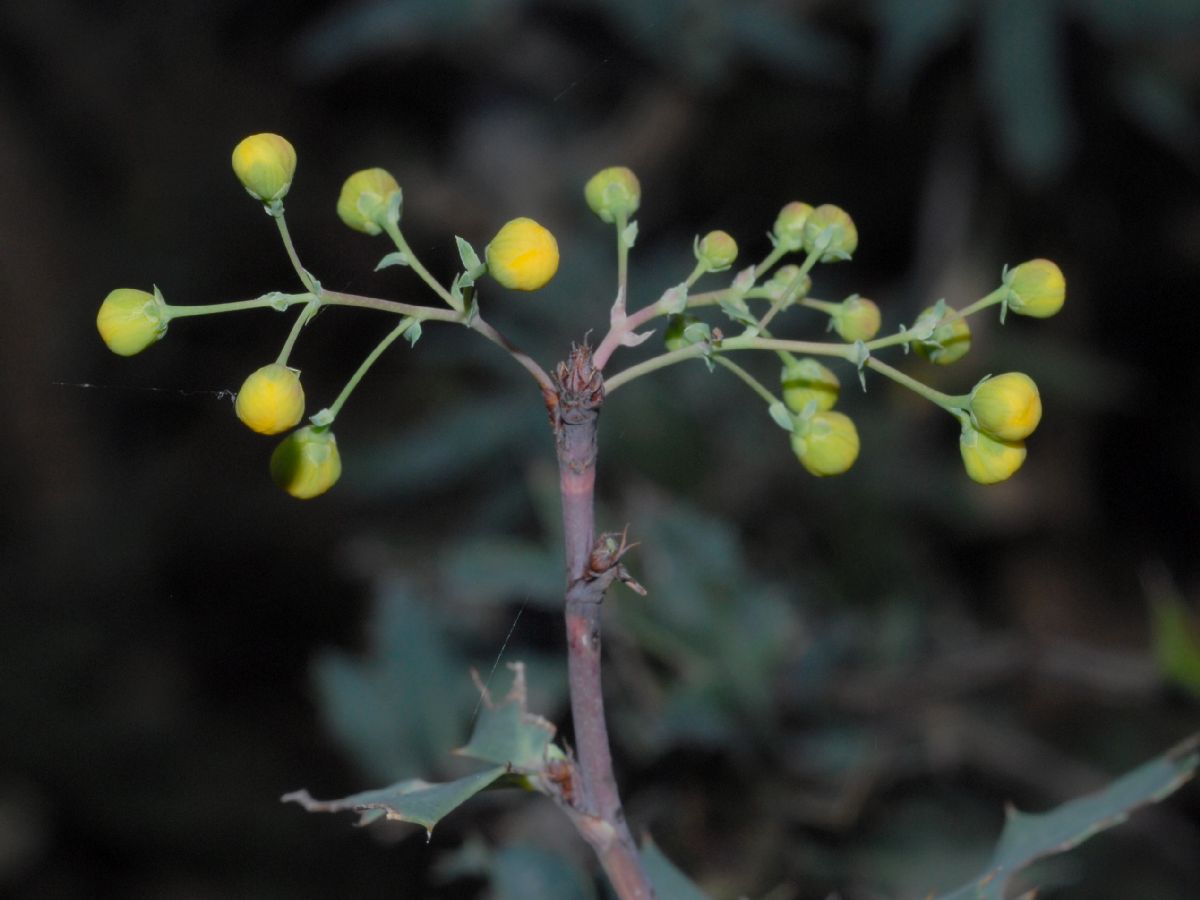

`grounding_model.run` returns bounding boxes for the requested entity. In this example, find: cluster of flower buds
[98,135,1064,497]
